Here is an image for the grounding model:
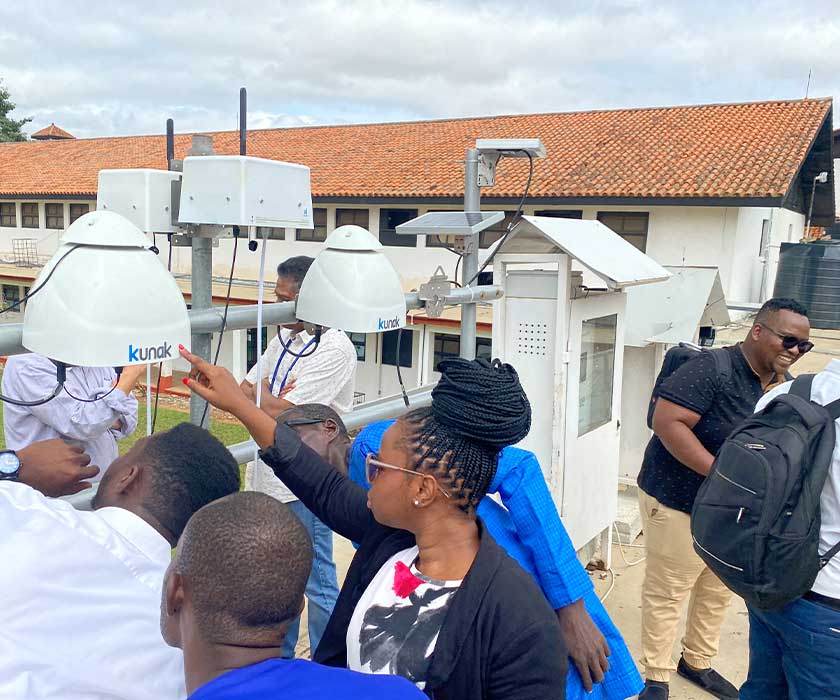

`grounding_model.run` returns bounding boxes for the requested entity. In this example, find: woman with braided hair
[181,347,567,699]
